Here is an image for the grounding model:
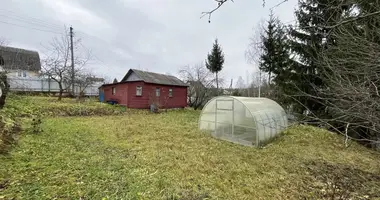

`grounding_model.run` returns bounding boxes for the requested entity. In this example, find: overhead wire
[0,8,110,68]
[0,8,63,30]
[79,42,108,69]
[0,13,63,32]
[0,20,63,35]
